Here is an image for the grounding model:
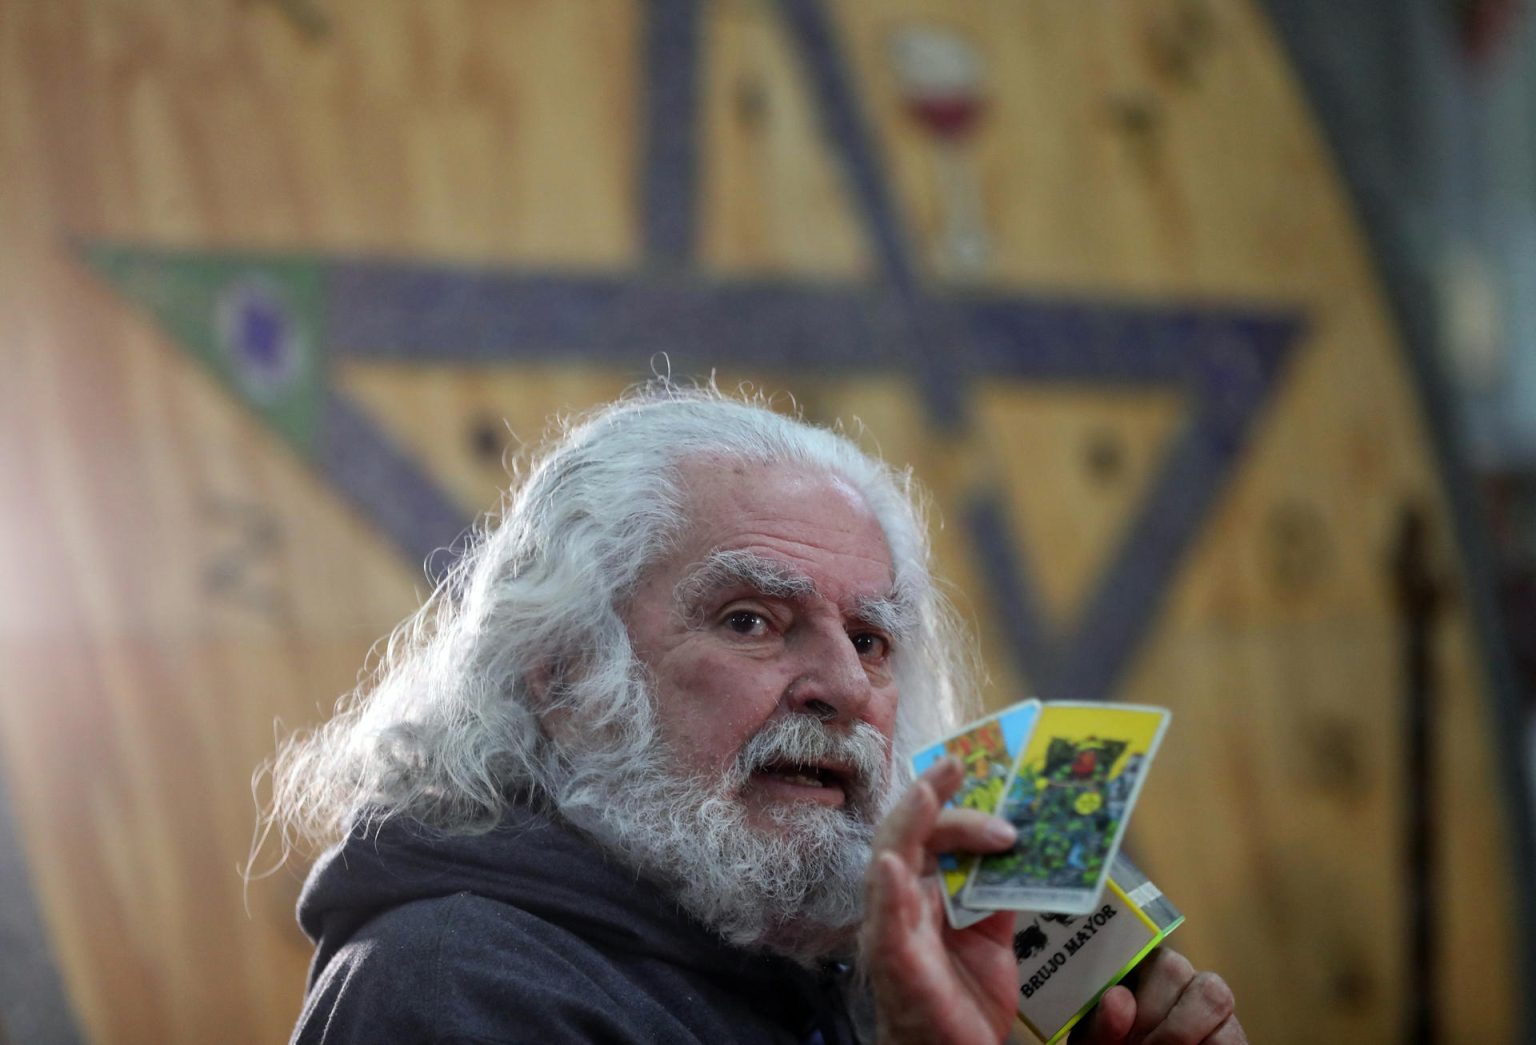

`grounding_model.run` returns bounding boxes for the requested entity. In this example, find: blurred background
[1,0,1533,1042]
